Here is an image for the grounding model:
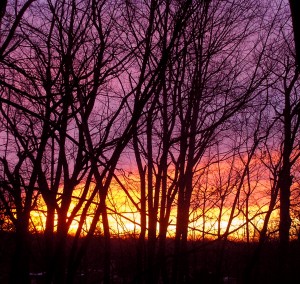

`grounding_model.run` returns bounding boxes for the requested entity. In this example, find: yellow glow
[29,181,283,241]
